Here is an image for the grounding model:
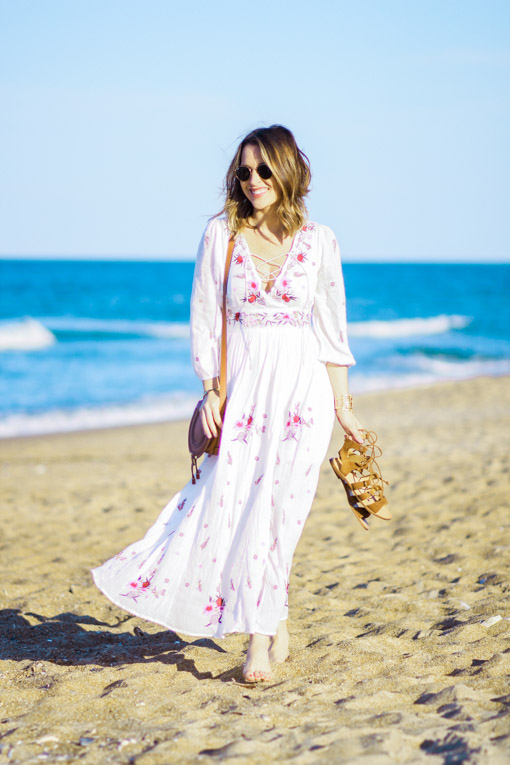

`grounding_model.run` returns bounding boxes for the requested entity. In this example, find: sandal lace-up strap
[330,429,391,525]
